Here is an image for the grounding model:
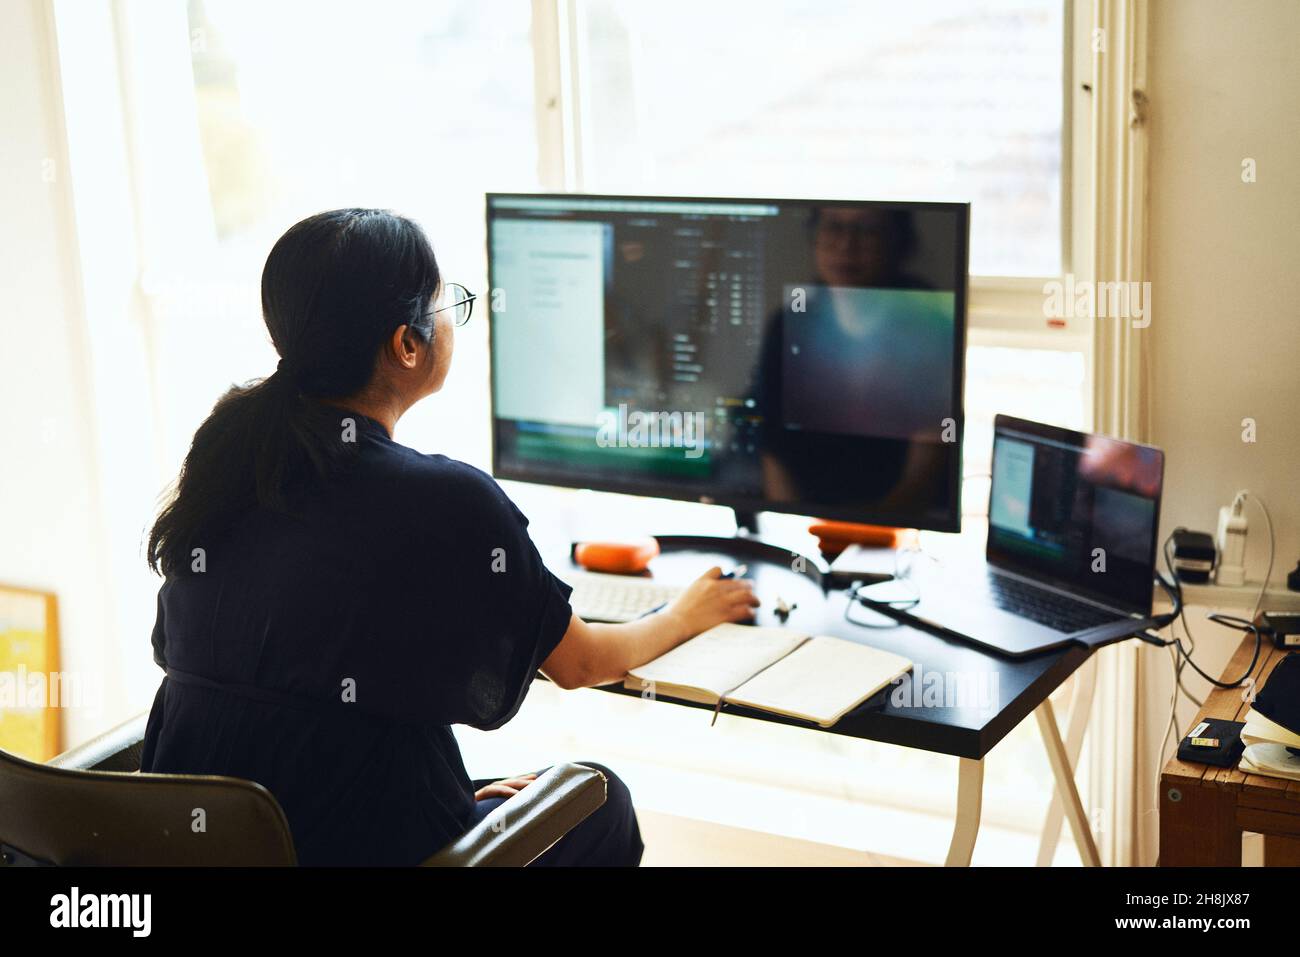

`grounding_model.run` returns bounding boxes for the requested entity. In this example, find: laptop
[866,415,1165,658]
